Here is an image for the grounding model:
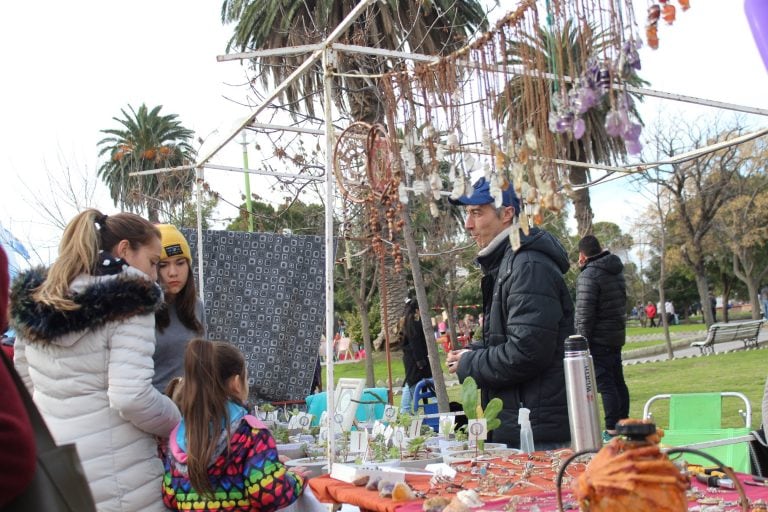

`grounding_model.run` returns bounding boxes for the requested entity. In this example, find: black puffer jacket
[575,251,627,348]
[402,315,432,388]
[457,227,574,447]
